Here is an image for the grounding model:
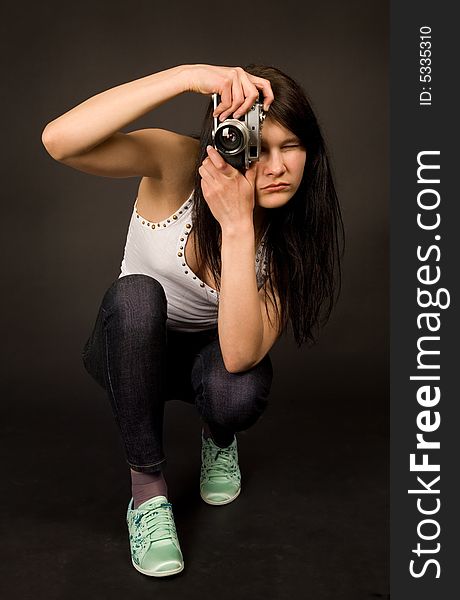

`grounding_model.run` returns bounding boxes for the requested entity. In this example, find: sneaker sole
[131,559,184,577]
[200,486,241,506]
